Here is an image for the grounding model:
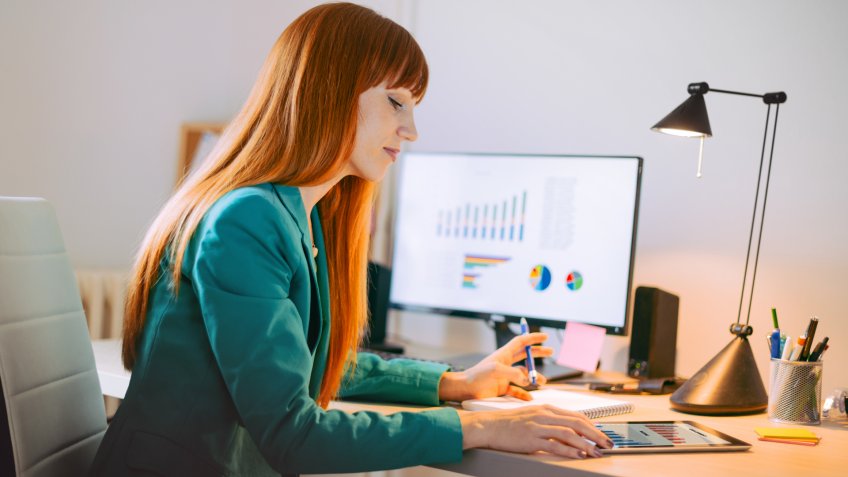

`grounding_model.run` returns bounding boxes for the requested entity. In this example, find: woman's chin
[354,166,391,183]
